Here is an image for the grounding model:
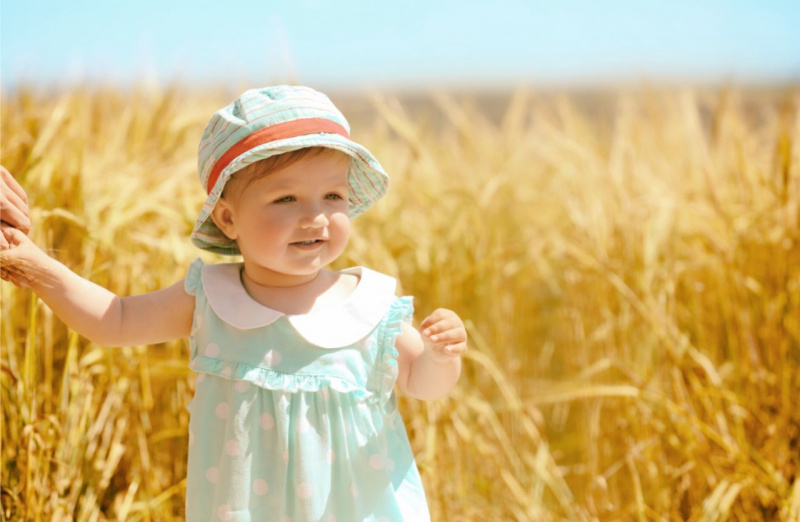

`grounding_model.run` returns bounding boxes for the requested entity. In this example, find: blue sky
[2,0,799,91]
